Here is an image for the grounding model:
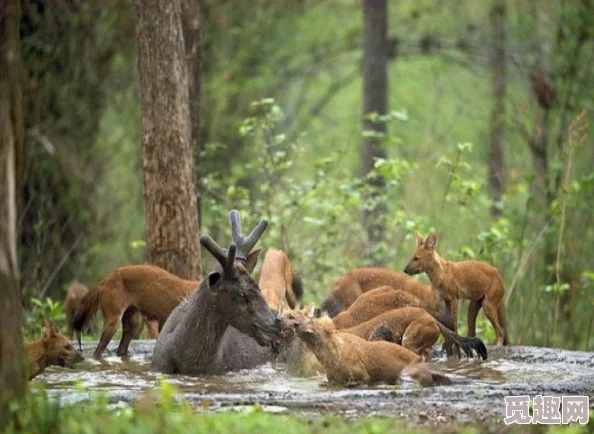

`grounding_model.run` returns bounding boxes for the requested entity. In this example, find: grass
[3,383,591,434]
